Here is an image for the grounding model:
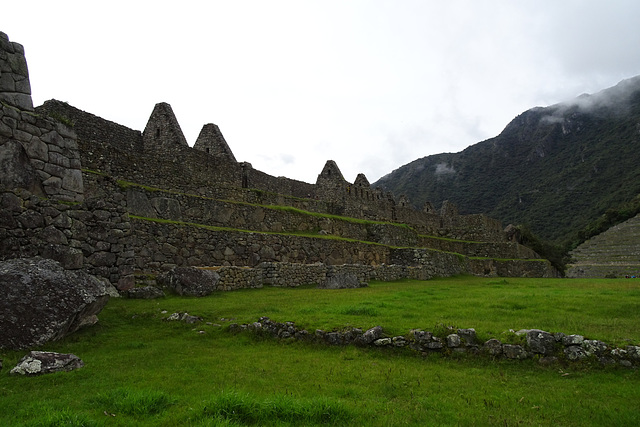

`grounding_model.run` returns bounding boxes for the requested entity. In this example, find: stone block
[61,169,83,193]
